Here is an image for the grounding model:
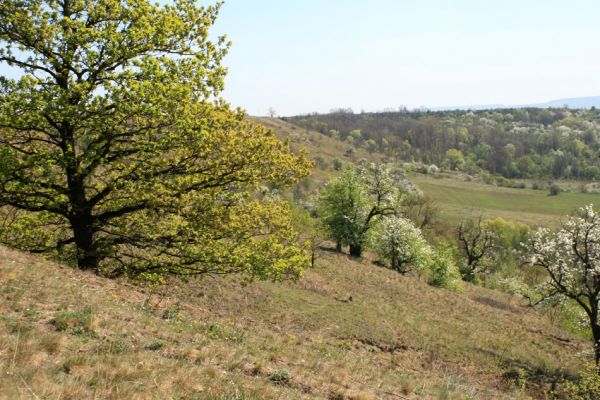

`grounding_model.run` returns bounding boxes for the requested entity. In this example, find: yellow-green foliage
[563,362,600,400]
[0,0,312,280]
[482,217,530,251]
